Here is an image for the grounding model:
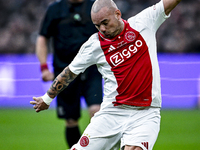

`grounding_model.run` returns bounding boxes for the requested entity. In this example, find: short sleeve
[128,0,170,32]
[39,4,57,38]
[69,34,98,75]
